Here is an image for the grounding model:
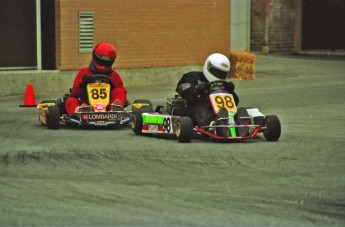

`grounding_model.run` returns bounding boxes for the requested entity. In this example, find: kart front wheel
[235,107,250,136]
[46,106,60,129]
[263,115,281,141]
[131,106,153,135]
[176,117,193,143]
